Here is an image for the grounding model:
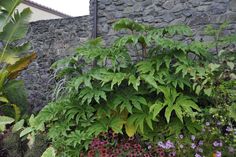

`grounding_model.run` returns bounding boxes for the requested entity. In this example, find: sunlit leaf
[7,52,36,79]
